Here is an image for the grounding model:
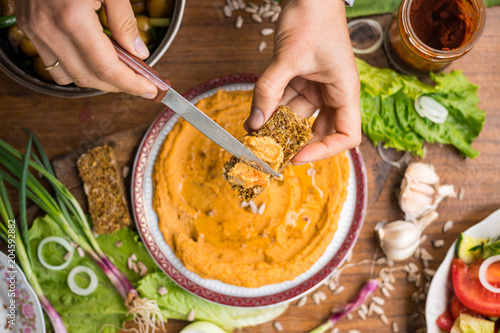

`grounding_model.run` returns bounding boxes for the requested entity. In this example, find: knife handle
[109,38,170,103]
